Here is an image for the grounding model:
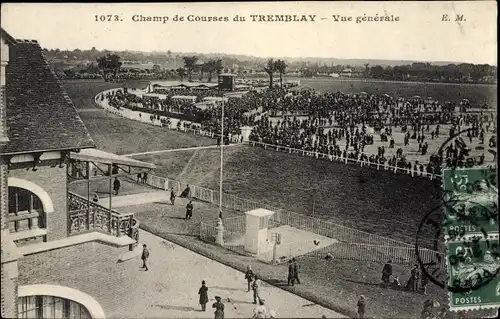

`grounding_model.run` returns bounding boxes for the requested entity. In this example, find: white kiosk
[244,209,275,255]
